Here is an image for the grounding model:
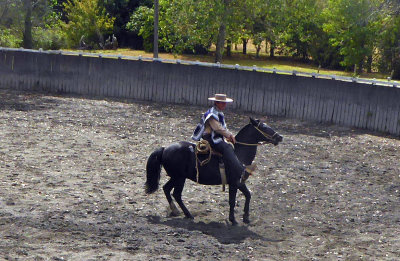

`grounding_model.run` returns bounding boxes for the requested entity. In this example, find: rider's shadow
[146,215,280,245]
